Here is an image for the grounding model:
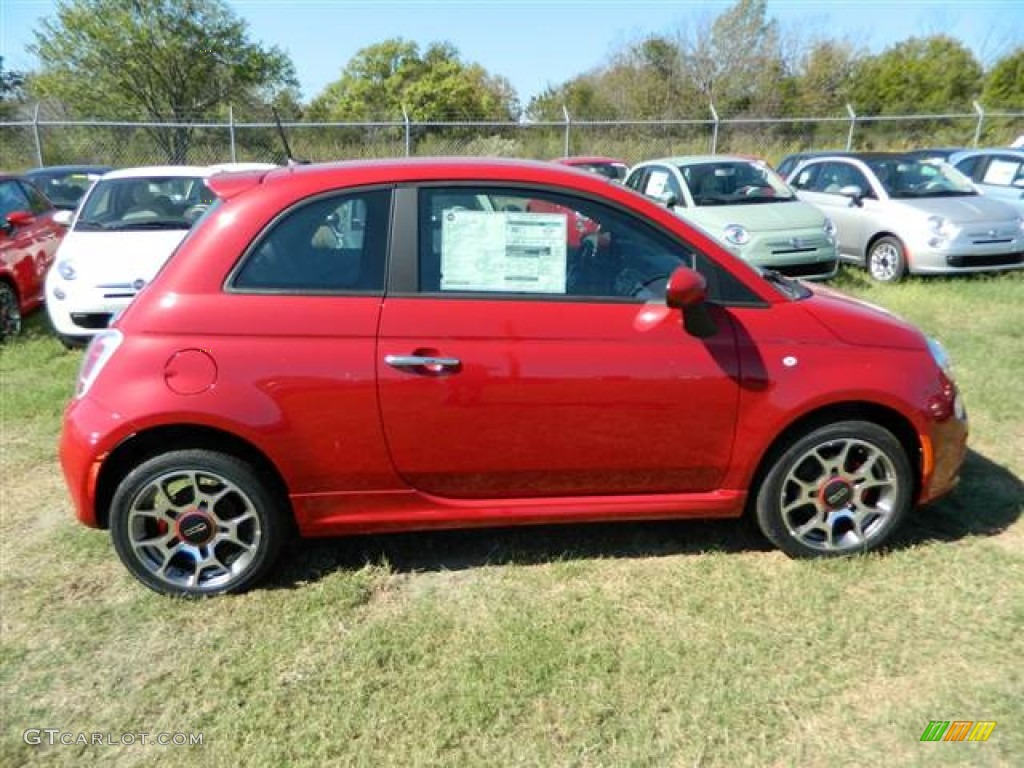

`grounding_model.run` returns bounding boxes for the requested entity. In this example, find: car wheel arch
[864,231,906,263]
[93,423,293,531]
[742,400,923,519]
